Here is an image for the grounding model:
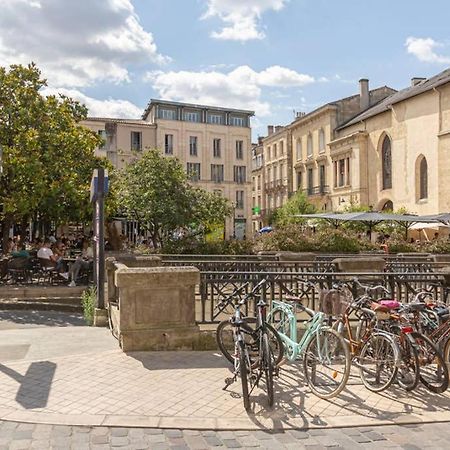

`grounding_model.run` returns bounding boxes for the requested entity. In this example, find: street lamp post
[232,202,236,239]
